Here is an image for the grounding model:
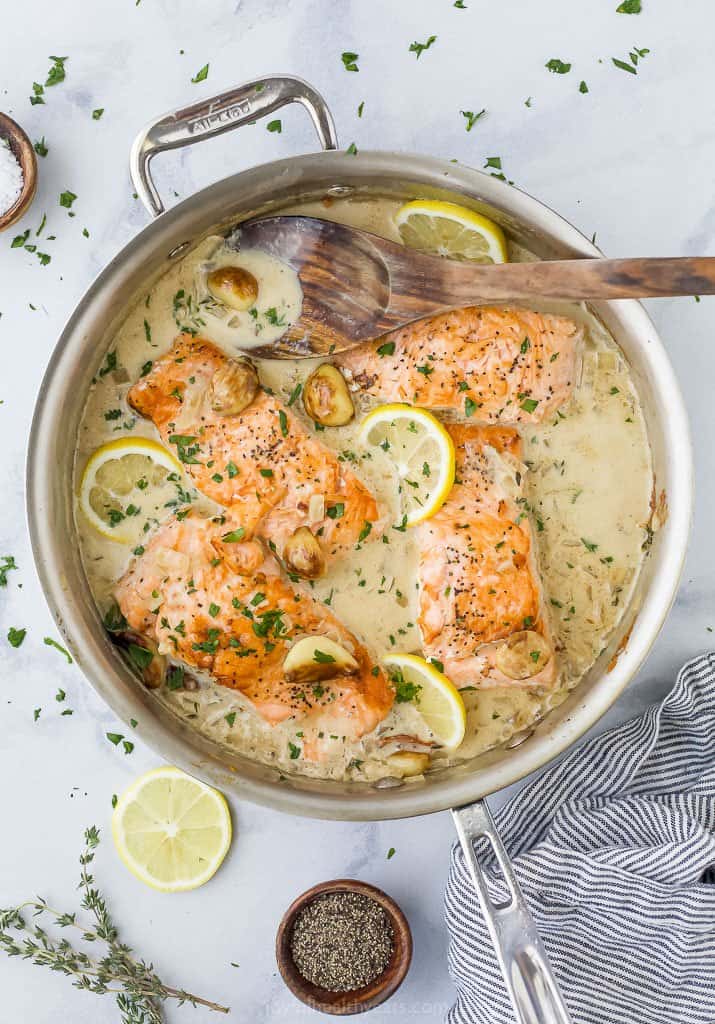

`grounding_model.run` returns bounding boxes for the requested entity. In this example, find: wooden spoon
[0,113,37,232]
[237,215,715,357]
